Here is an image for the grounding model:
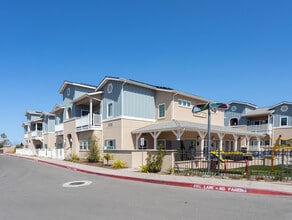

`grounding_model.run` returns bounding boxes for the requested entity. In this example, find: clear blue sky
[1,0,292,144]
